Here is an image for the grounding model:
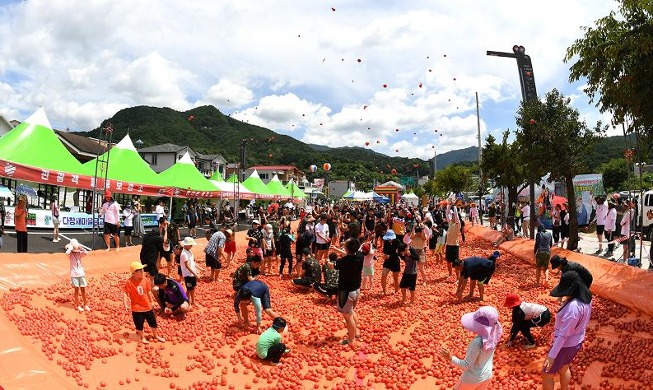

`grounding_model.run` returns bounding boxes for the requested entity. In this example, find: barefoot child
[398,243,419,306]
[66,239,90,312]
[440,306,503,389]
[256,317,290,366]
[179,237,199,307]
[123,261,166,344]
[224,229,236,268]
[361,243,375,290]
